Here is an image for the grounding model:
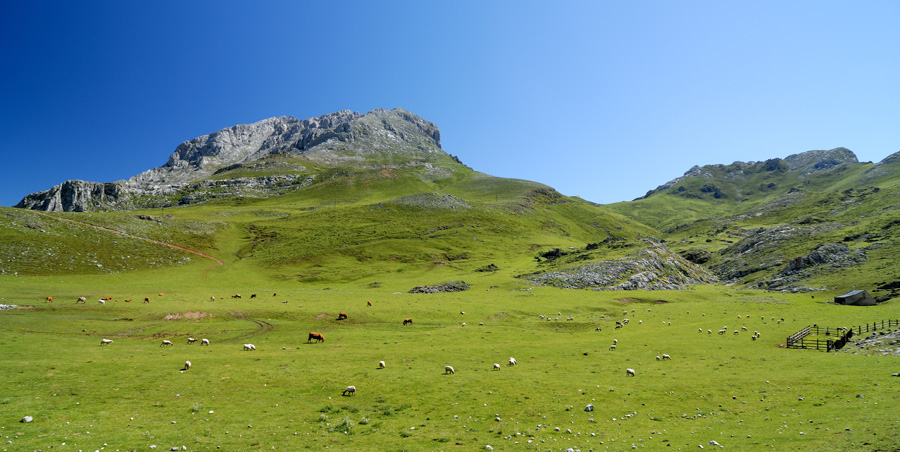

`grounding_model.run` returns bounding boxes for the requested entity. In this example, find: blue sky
[2,1,899,207]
